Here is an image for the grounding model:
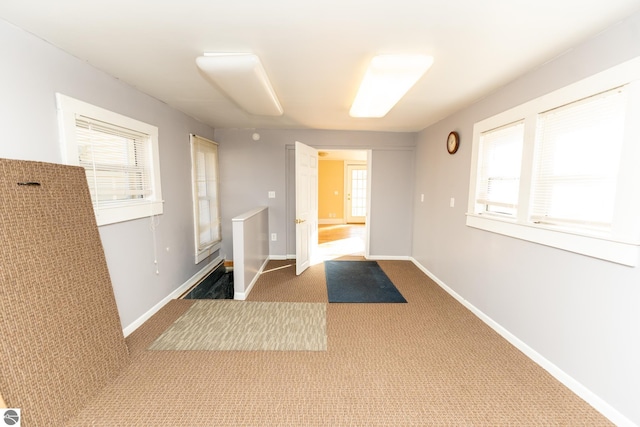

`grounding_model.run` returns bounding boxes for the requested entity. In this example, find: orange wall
[318,160,344,220]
